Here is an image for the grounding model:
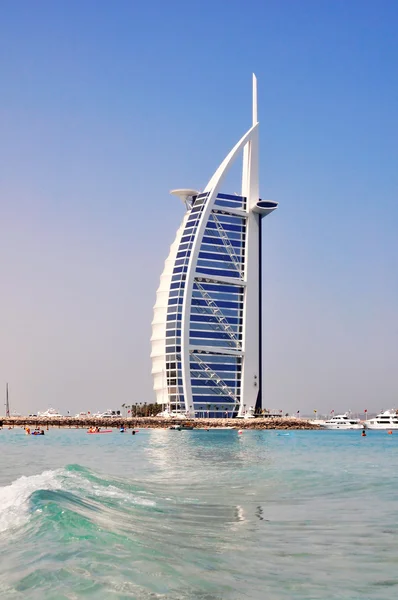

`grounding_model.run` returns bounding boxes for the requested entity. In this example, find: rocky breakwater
[187,417,320,430]
[2,416,319,430]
